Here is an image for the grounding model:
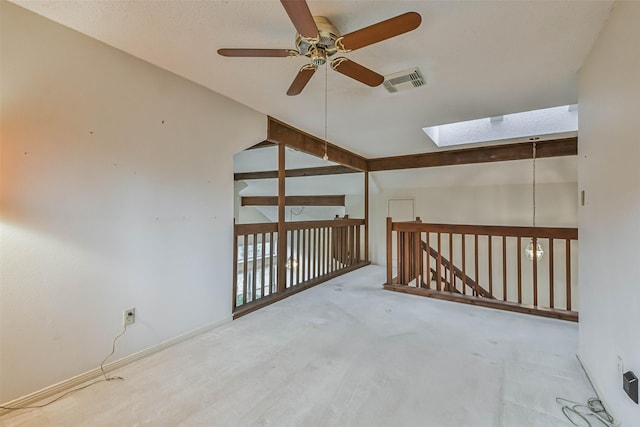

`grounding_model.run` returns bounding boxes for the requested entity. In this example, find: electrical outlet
[123,308,136,326]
